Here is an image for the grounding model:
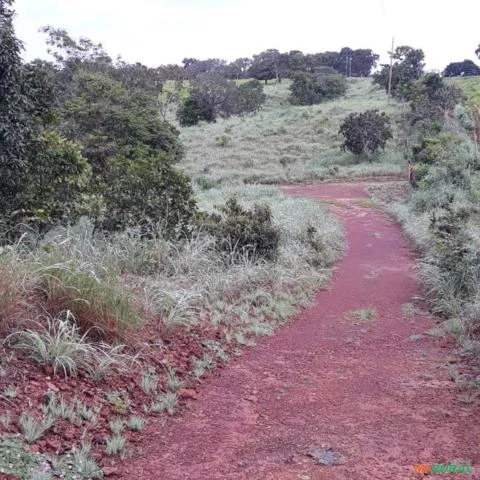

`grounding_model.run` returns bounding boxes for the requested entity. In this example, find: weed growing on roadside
[71,442,103,479]
[105,434,126,457]
[141,367,158,395]
[191,353,214,379]
[2,385,17,398]
[5,311,127,378]
[109,418,125,435]
[166,367,181,391]
[347,308,376,323]
[149,391,179,415]
[20,413,55,443]
[126,416,146,431]
[41,394,77,424]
